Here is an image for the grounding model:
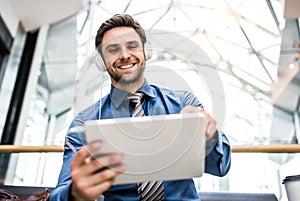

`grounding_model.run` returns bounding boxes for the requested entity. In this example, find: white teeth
[119,64,134,69]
